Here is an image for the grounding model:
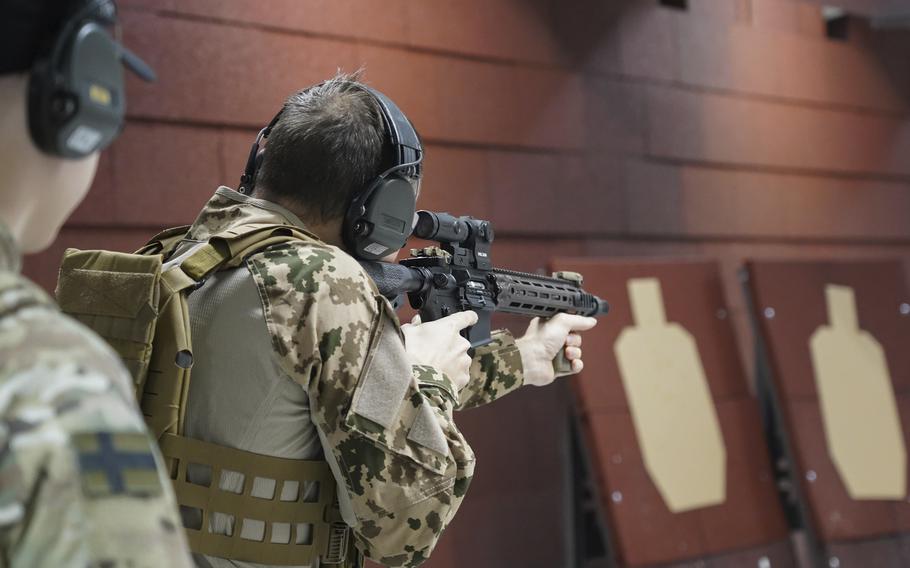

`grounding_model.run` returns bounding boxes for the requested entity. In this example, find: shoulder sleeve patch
[350,316,411,429]
[73,431,163,498]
